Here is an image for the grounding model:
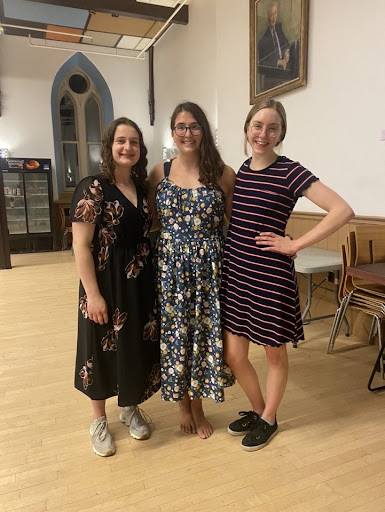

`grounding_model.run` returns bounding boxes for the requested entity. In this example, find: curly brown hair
[100,117,148,191]
[170,102,225,187]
